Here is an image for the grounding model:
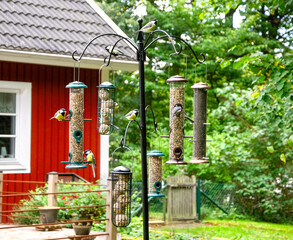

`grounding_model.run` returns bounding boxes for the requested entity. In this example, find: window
[0,81,32,173]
